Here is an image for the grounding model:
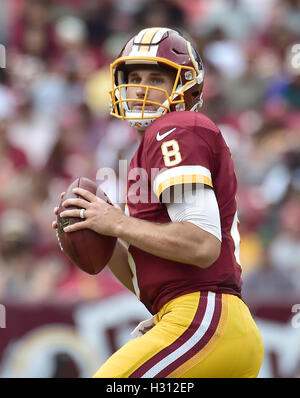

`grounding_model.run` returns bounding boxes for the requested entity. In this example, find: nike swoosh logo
[156,127,176,141]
